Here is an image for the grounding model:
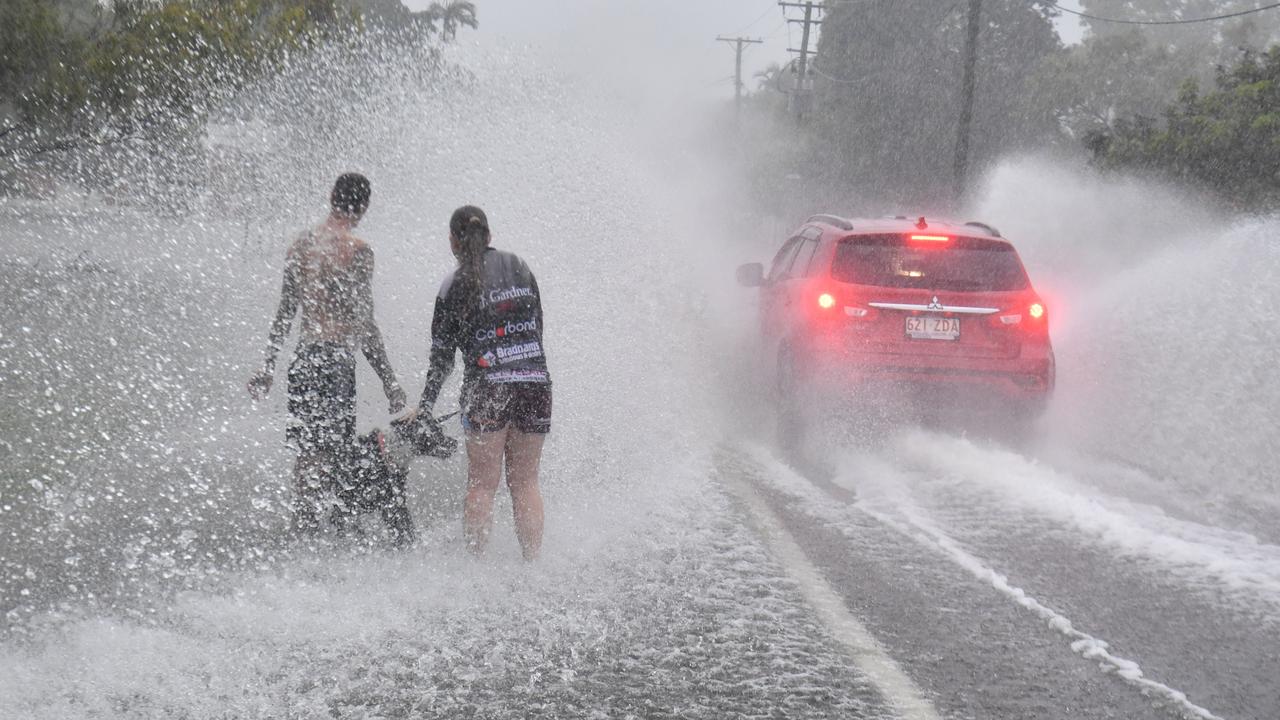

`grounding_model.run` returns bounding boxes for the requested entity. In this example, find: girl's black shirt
[418,248,550,410]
